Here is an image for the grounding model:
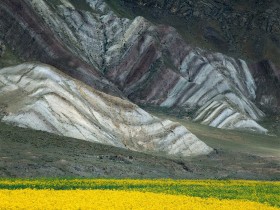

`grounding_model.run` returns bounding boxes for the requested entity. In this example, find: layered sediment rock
[114,0,280,115]
[0,0,270,133]
[27,0,268,133]
[0,63,212,156]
